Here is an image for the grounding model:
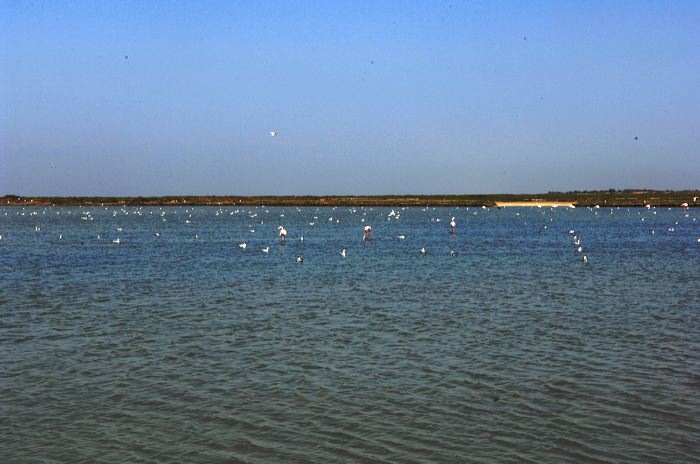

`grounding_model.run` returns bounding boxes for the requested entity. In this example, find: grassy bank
[2,190,698,208]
